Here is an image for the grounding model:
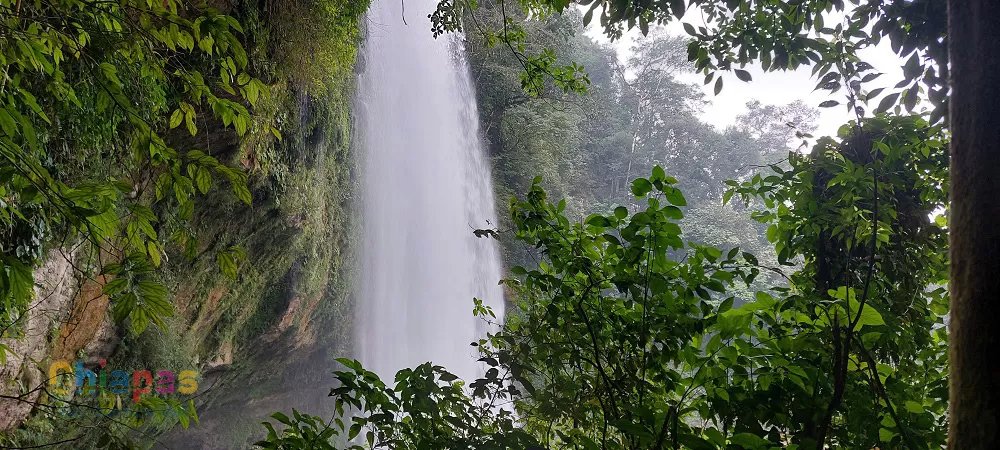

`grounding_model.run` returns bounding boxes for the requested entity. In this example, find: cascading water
[354,0,506,382]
